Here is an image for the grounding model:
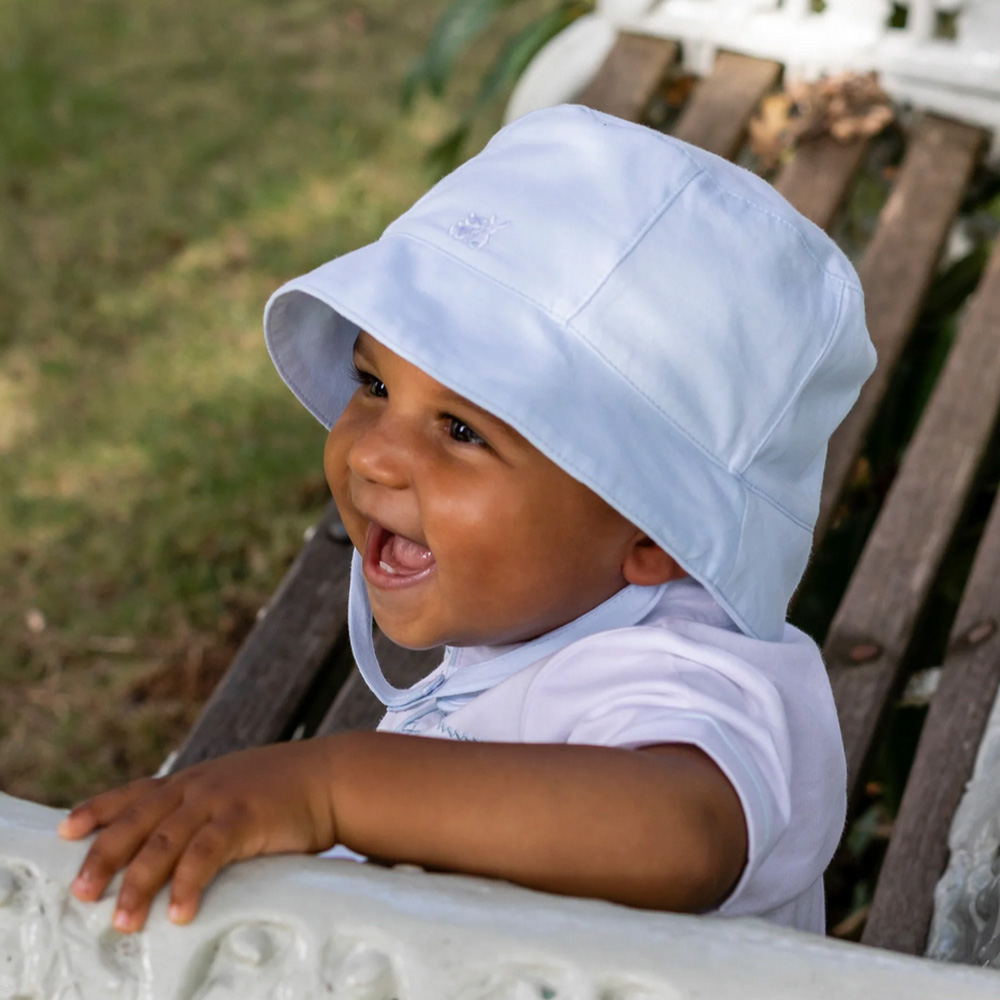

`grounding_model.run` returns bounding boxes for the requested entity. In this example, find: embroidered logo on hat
[448,212,510,249]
